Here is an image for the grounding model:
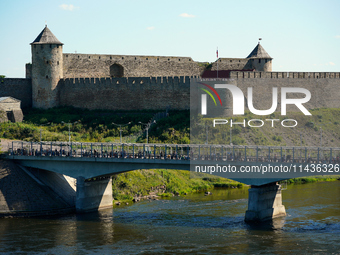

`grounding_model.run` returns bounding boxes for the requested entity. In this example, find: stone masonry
[0,160,74,217]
